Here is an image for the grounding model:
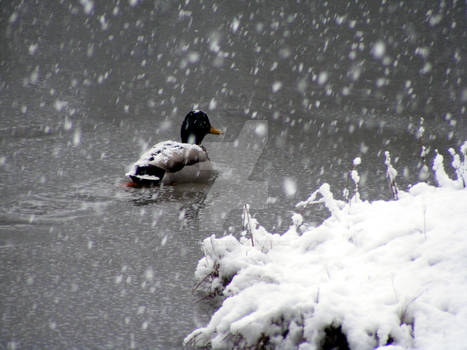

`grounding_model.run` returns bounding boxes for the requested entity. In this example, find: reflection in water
[128,182,214,232]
